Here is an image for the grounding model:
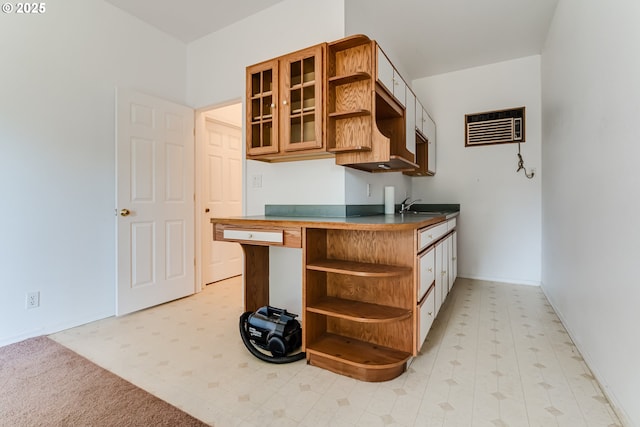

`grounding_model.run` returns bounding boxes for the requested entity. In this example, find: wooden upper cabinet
[246,44,328,161]
[246,59,279,156]
[281,45,324,152]
[245,36,436,171]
